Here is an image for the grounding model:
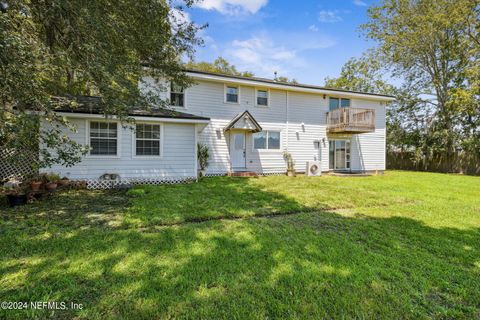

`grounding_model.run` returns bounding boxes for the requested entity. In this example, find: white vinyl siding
[43,76,387,179]
[43,119,197,180]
